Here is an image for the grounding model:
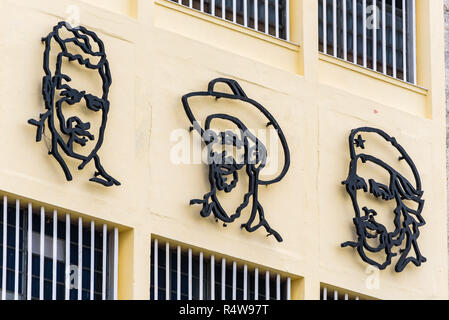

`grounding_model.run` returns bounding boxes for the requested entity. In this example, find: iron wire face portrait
[342,127,426,272]
[182,78,290,242]
[28,22,120,187]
